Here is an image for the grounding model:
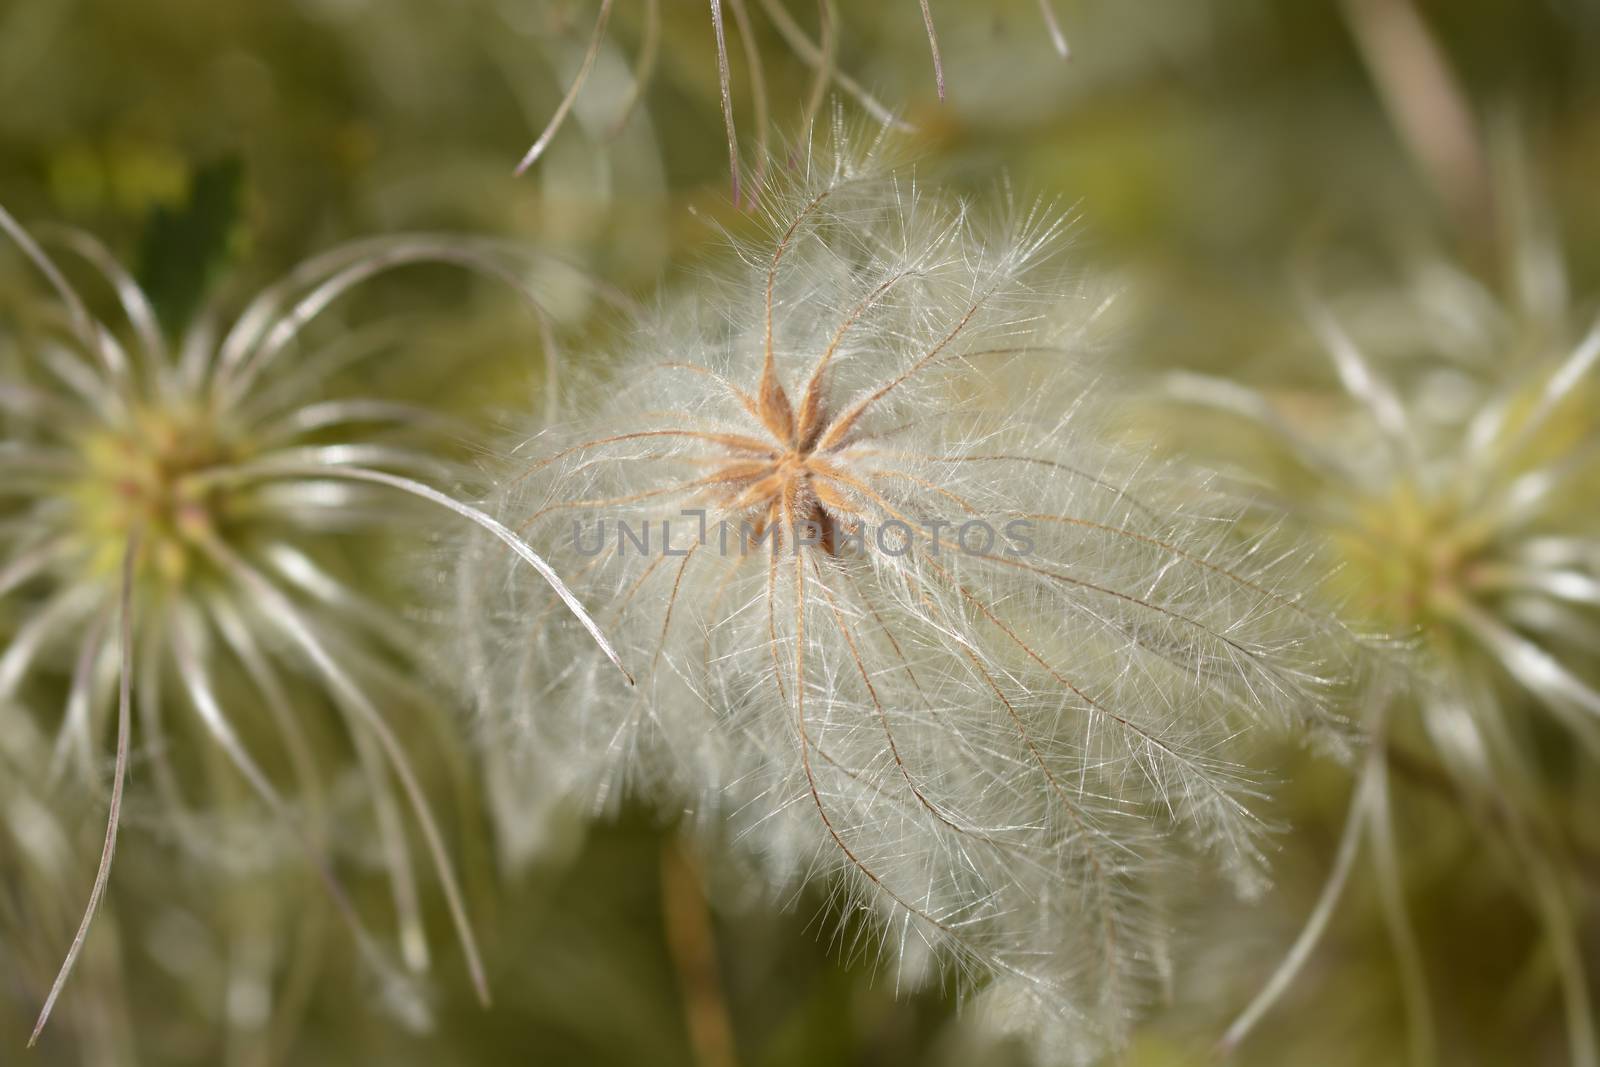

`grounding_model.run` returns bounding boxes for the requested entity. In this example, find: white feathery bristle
[466,130,1344,1059]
